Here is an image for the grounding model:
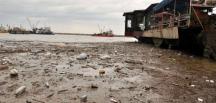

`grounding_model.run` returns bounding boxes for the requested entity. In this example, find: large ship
[9,18,54,35]
[123,0,216,59]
